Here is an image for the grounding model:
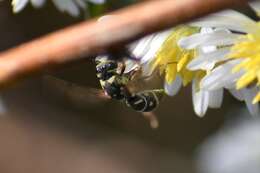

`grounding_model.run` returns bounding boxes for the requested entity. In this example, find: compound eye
[107,62,117,70]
